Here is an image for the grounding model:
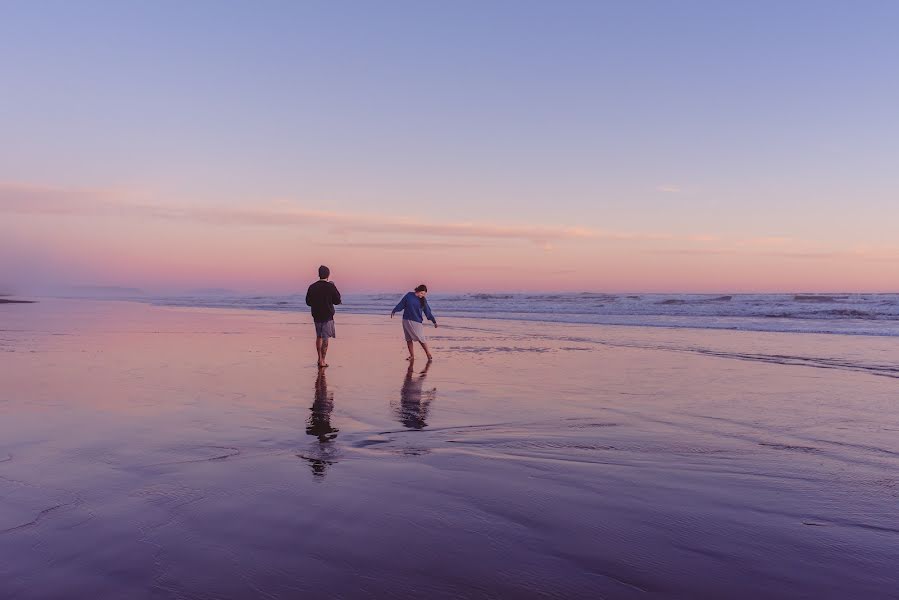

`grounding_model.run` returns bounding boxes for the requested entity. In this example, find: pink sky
[2,182,896,294]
